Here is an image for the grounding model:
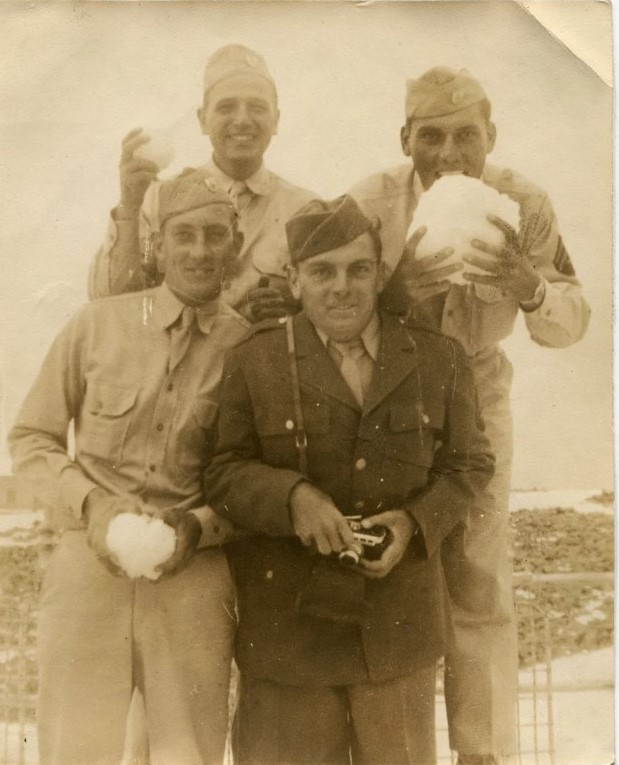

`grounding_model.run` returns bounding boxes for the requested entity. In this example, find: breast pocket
[382,398,445,470]
[175,397,220,479]
[254,398,330,468]
[79,381,137,466]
